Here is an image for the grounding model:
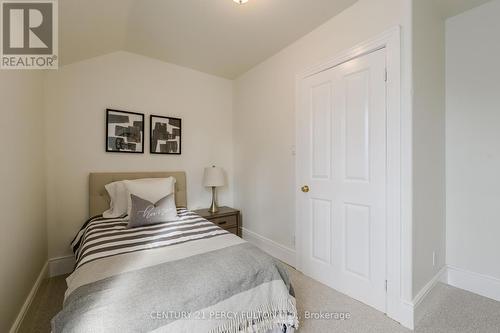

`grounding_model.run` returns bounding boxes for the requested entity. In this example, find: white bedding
[53,209,298,333]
